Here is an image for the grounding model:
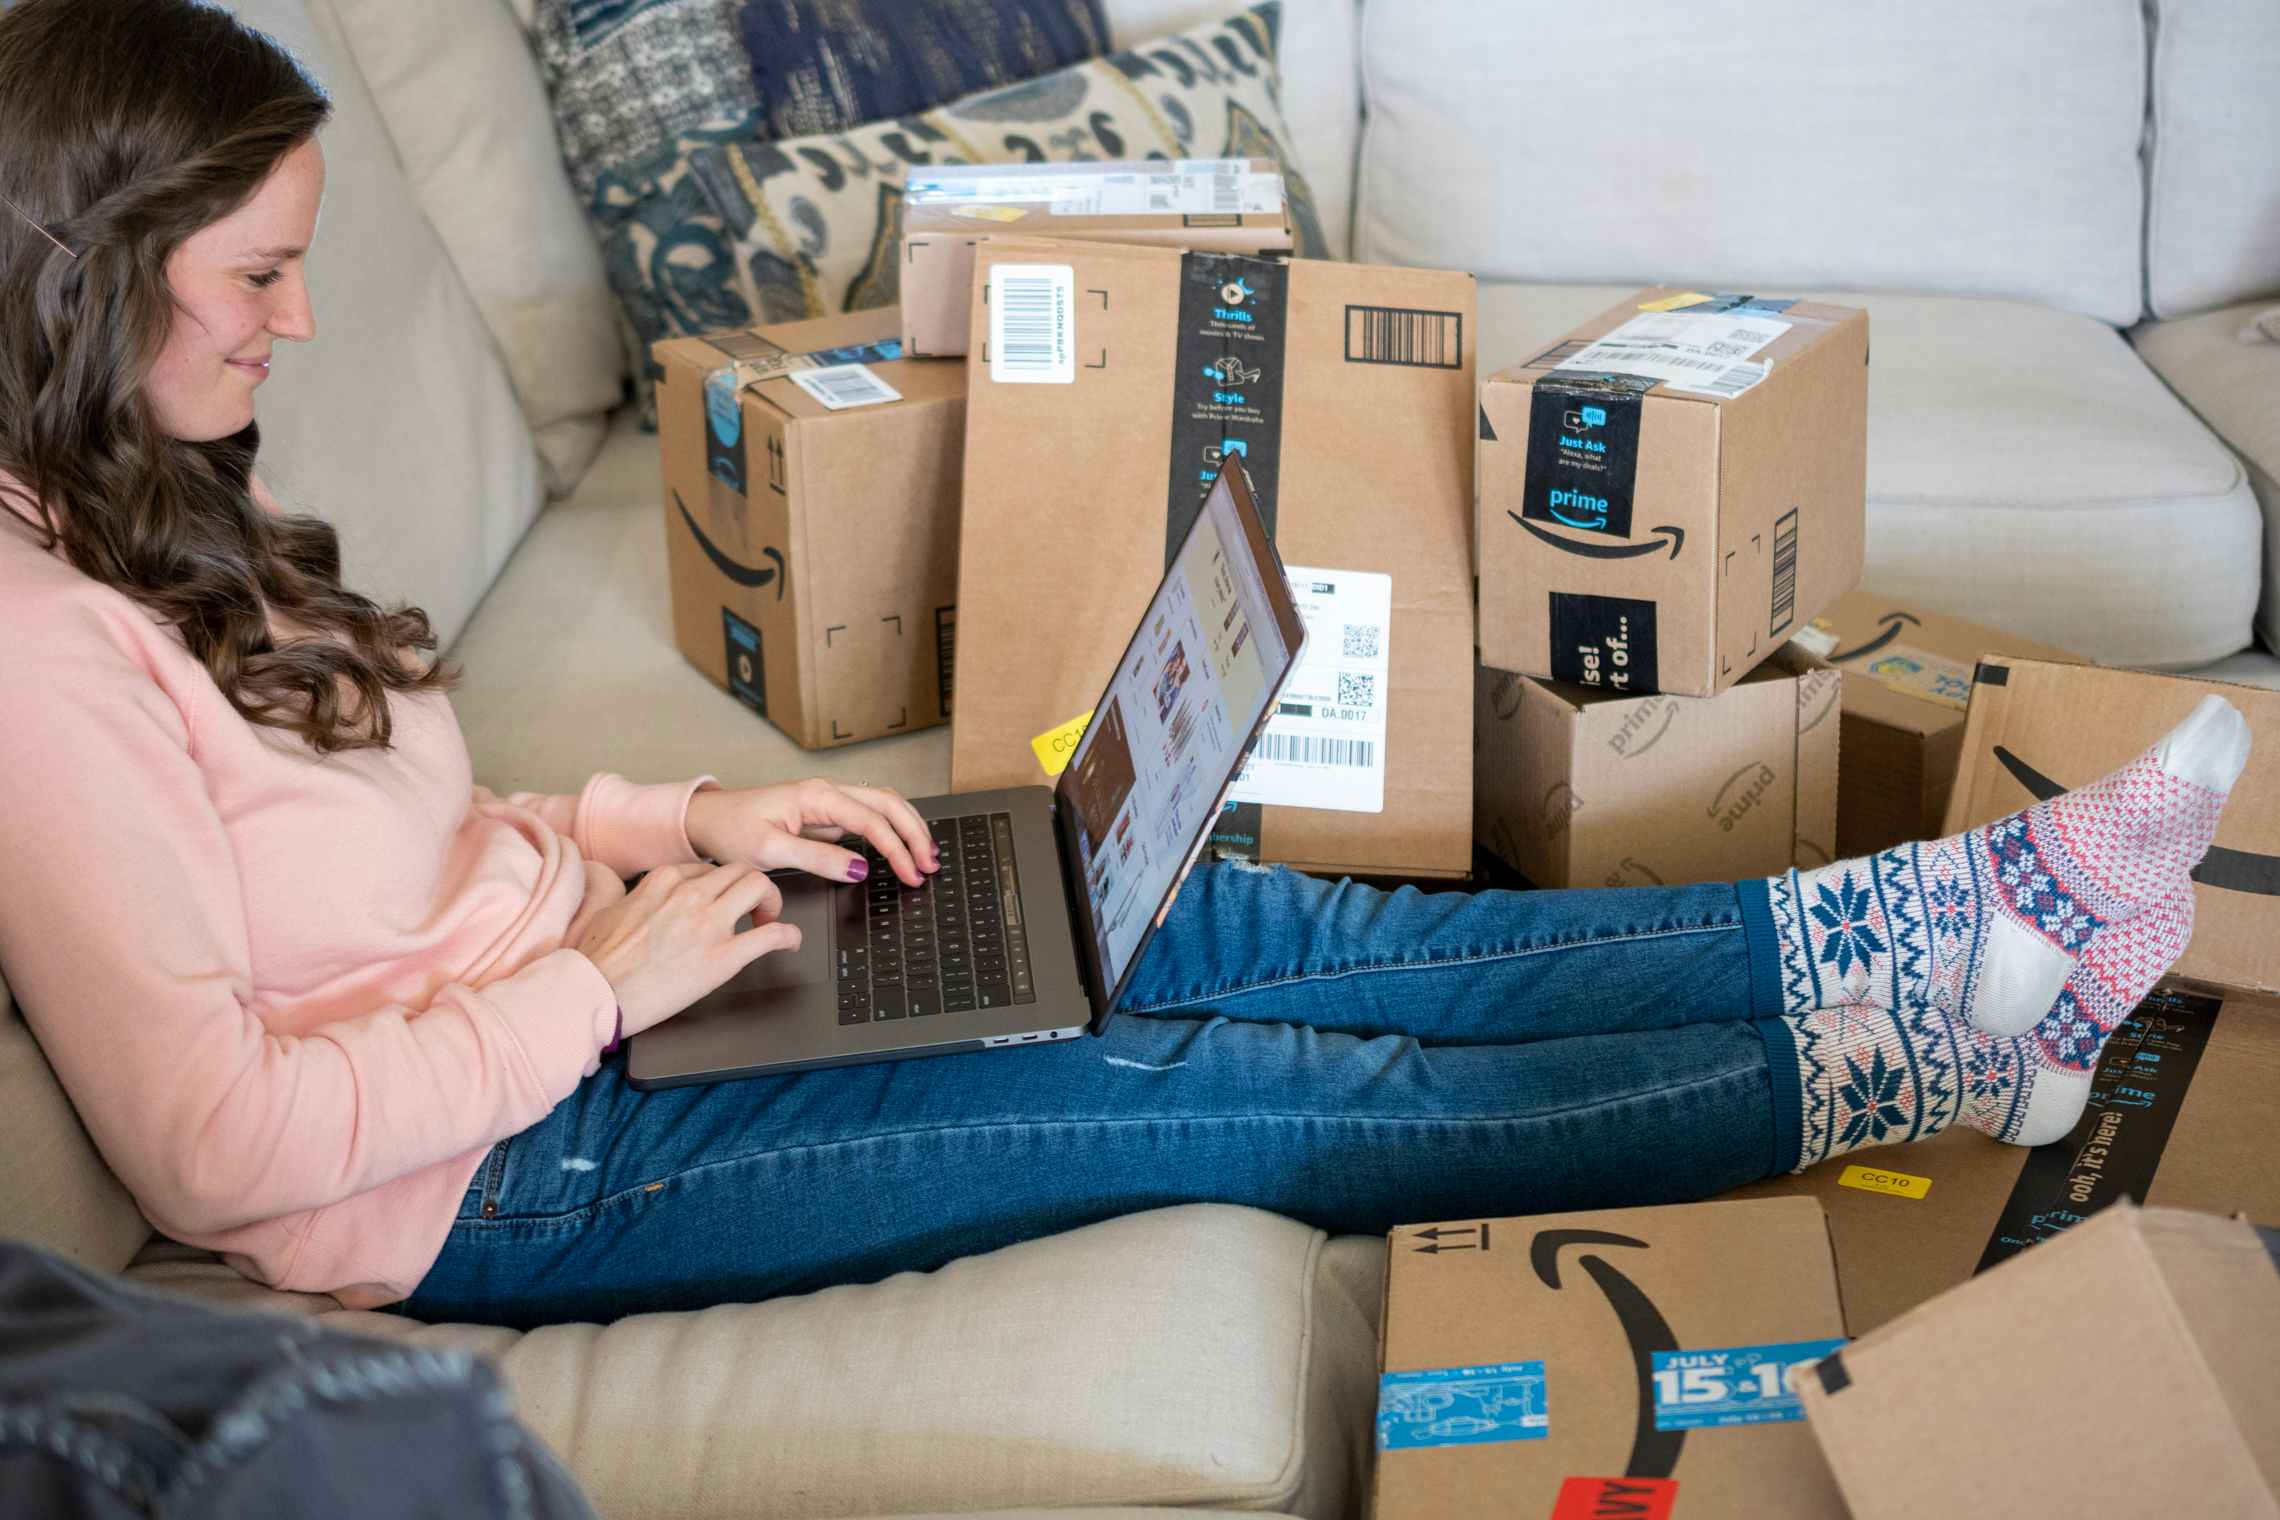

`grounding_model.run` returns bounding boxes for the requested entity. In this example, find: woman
[0,0,2248,1330]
